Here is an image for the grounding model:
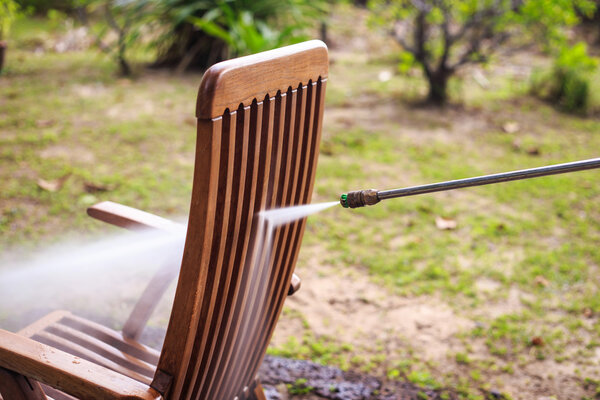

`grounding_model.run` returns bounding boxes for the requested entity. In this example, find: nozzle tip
[340,193,349,208]
[340,189,380,208]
